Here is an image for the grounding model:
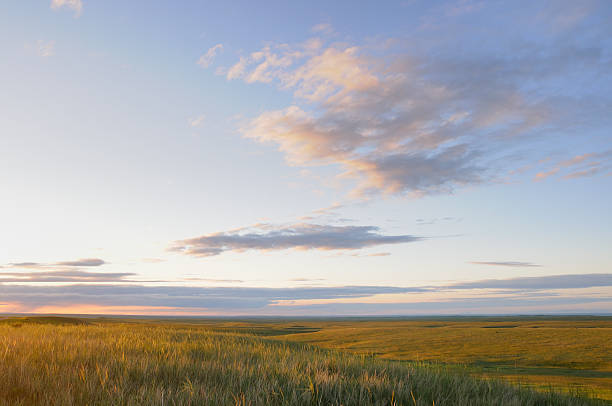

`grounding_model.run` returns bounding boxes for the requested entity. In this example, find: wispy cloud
[416,217,461,226]
[534,167,560,181]
[50,0,82,17]
[311,23,334,35]
[470,261,540,268]
[181,277,244,283]
[0,270,134,283]
[170,223,421,257]
[5,258,106,270]
[197,44,223,68]
[535,150,612,181]
[189,114,206,128]
[142,258,166,263]
[449,273,612,290]
[311,202,344,216]
[37,40,55,57]
[56,258,106,267]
